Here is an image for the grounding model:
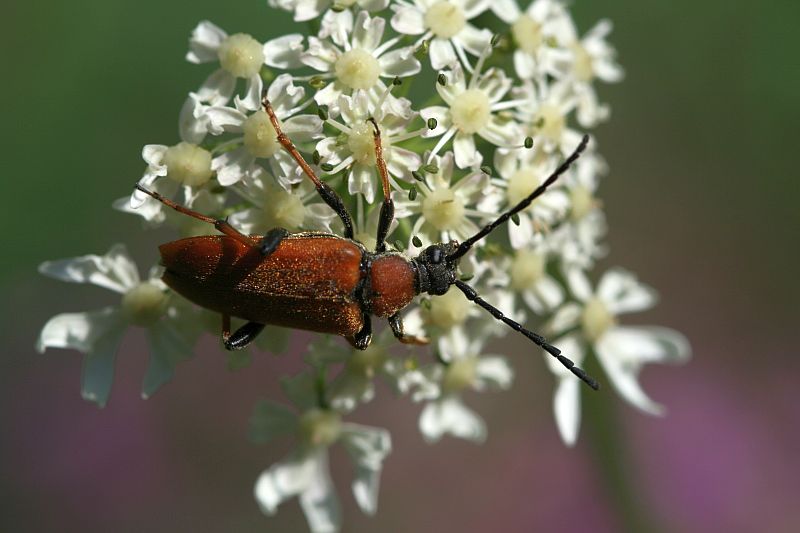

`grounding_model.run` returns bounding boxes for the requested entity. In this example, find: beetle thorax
[413,242,459,296]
